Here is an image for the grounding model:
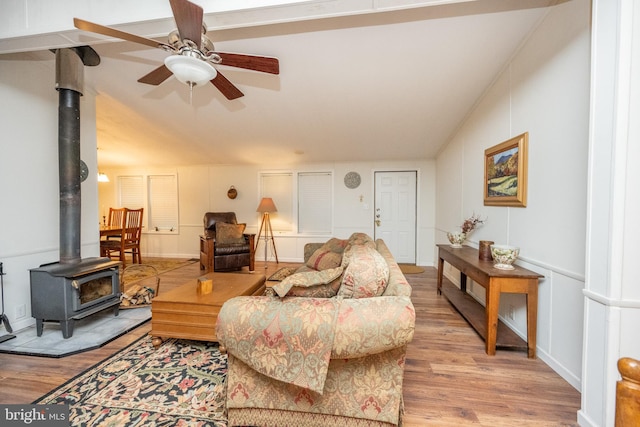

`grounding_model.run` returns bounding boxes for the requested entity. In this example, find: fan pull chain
[189,82,194,105]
